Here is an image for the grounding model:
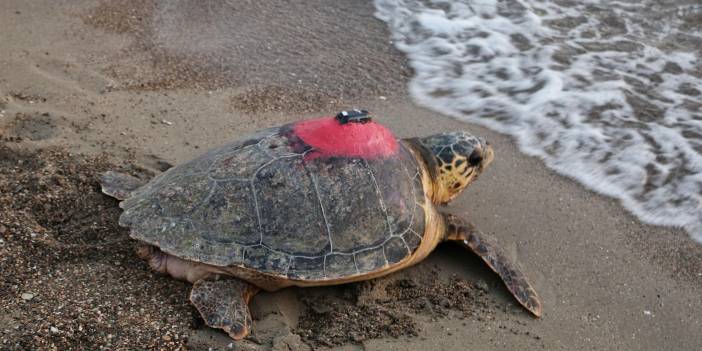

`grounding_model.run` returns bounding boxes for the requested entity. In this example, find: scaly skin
[443,214,542,317]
